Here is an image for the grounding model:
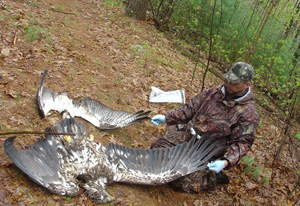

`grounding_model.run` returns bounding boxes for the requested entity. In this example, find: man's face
[226,81,250,95]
